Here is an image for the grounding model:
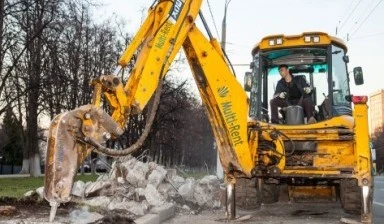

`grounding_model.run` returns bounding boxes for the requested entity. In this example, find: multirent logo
[221,101,243,146]
[218,86,229,98]
[170,0,184,22]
